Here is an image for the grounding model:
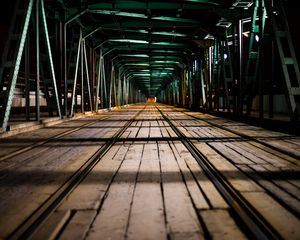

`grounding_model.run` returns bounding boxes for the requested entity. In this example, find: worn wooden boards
[0,104,299,239]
